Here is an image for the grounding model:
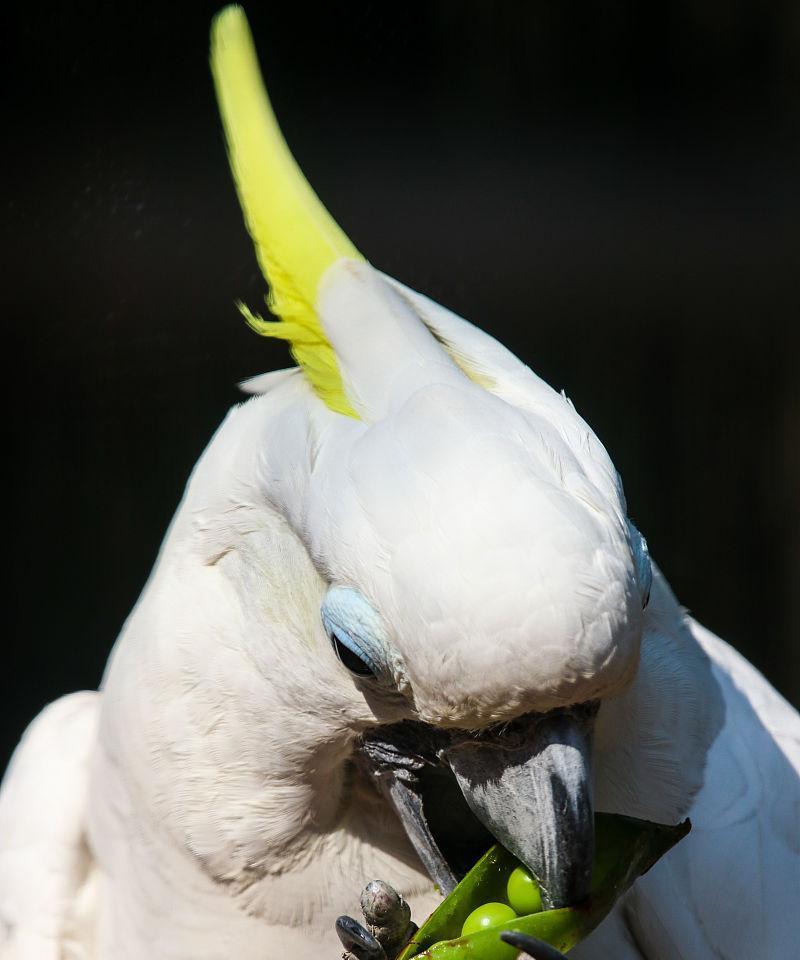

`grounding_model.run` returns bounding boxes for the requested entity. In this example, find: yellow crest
[210,5,362,417]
